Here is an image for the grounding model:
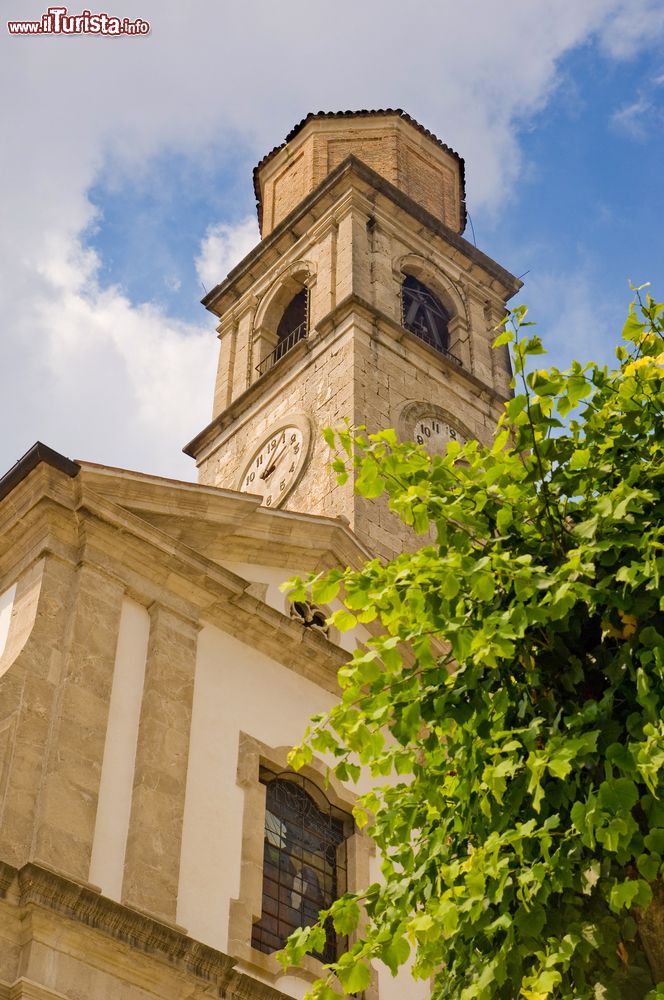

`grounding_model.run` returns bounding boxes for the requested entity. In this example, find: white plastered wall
[178,622,428,1000]
[0,583,17,663]
[219,561,293,616]
[178,623,338,954]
